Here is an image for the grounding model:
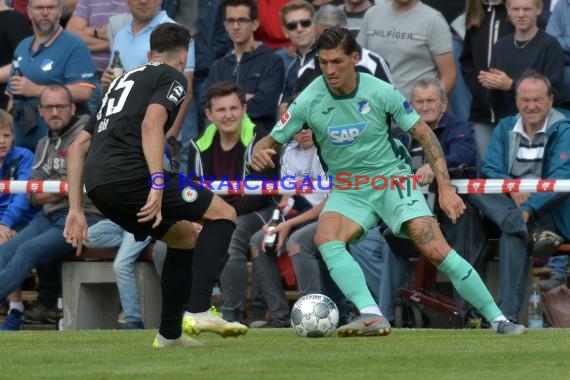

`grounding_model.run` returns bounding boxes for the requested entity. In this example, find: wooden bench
[60,245,161,330]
